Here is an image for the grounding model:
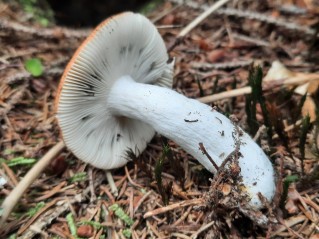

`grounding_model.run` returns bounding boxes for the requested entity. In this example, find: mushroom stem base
[108,75,275,208]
